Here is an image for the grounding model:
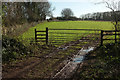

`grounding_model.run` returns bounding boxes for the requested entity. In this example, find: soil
[2,34,101,79]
